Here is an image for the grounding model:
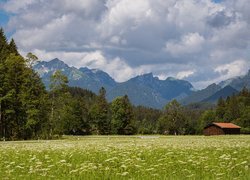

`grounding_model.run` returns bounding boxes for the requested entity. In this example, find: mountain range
[34,58,250,108]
